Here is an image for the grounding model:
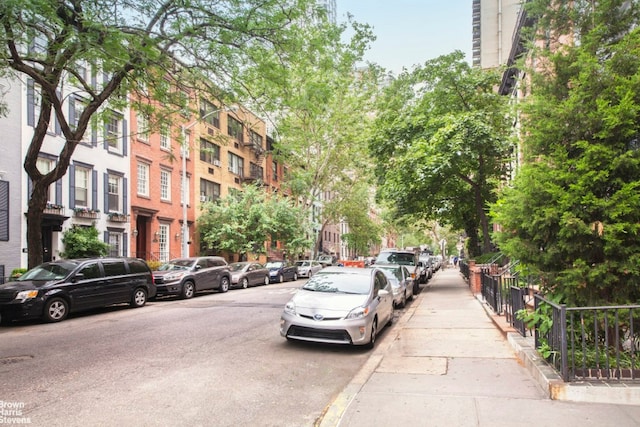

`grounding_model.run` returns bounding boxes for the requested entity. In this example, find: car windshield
[302,272,371,294]
[157,262,191,271]
[265,262,283,268]
[295,261,310,267]
[228,263,248,272]
[17,262,76,281]
[377,266,402,281]
[376,252,415,266]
